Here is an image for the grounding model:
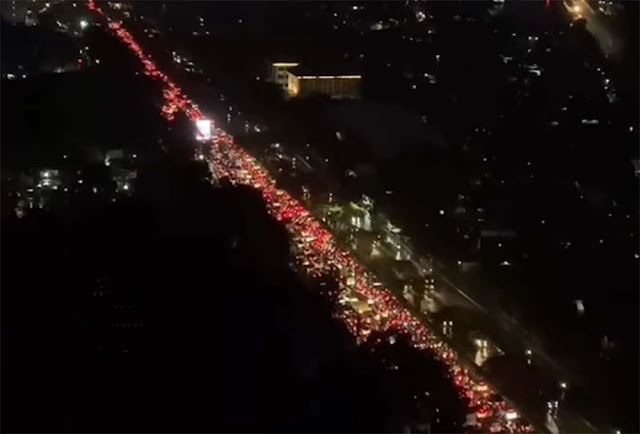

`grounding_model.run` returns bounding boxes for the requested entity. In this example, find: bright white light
[560,382,567,389]
[505,410,519,420]
[80,19,89,29]
[195,119,212,141]
[123,183,130,191]
[439,209,445,215]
